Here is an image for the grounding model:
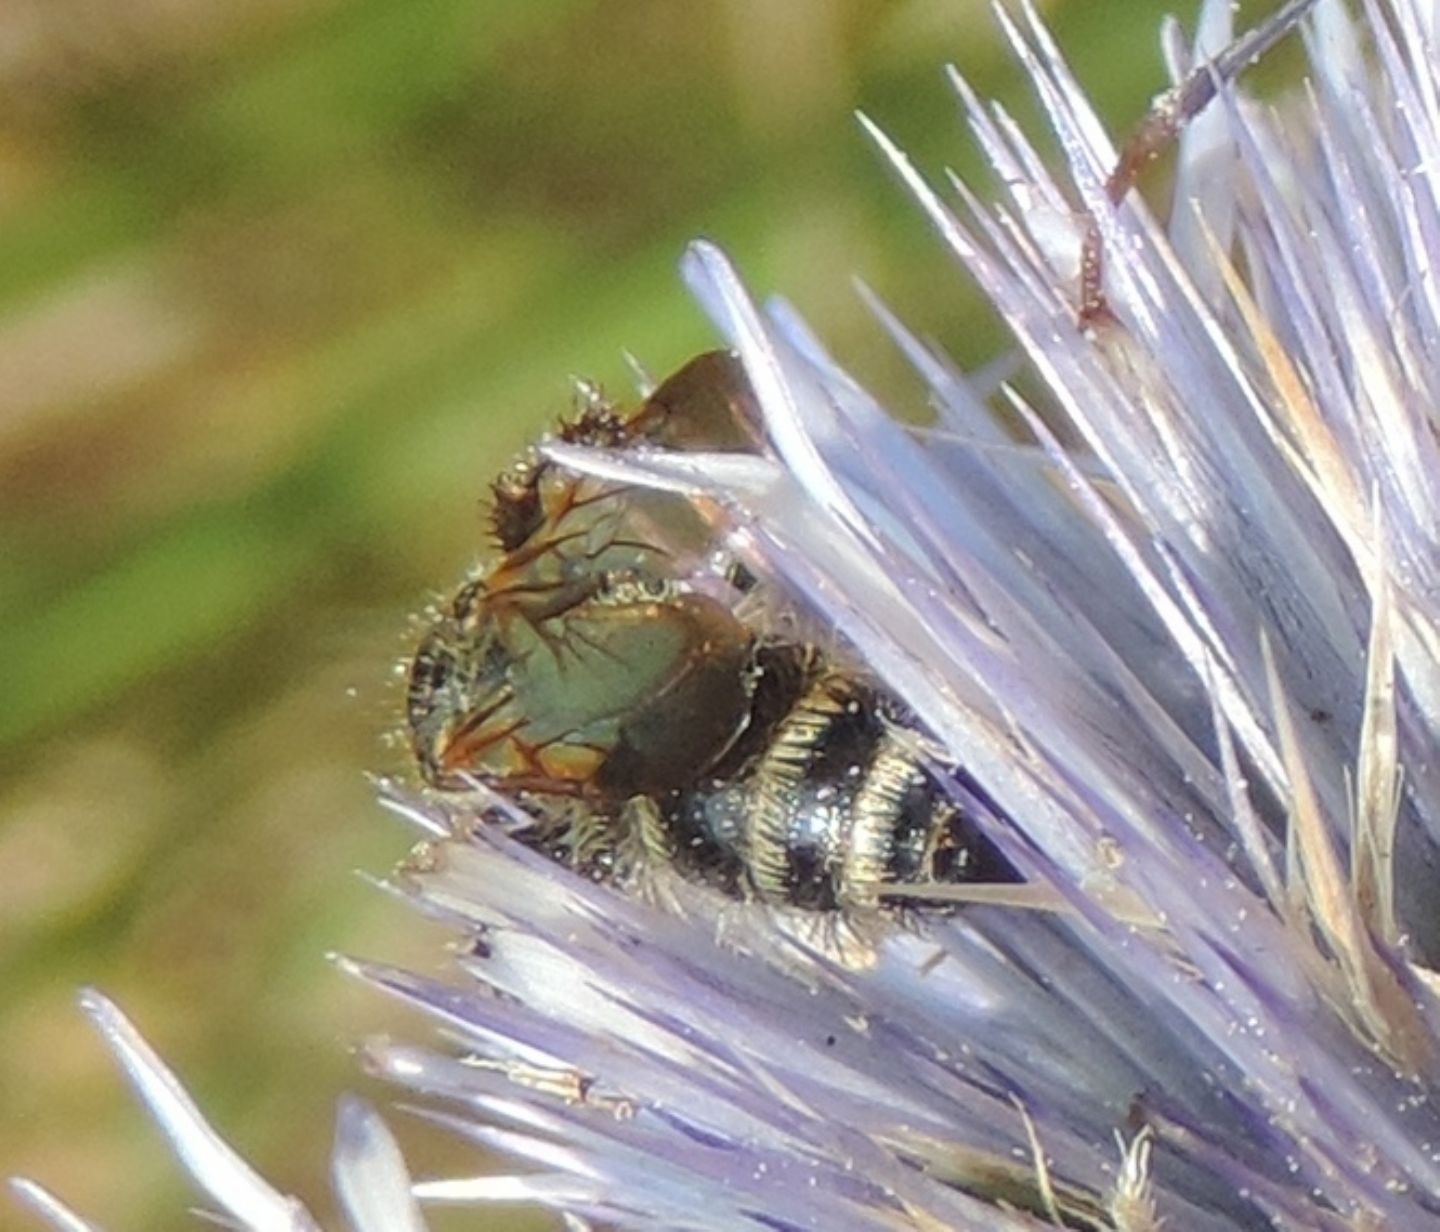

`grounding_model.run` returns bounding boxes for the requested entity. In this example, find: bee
[405,351,1016,920]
